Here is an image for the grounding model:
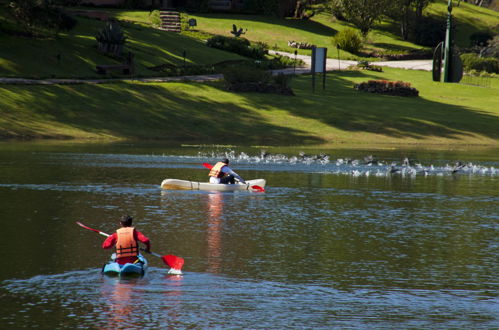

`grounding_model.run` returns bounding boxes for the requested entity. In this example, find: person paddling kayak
[209,158,246,184]
[102,215,151,265]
